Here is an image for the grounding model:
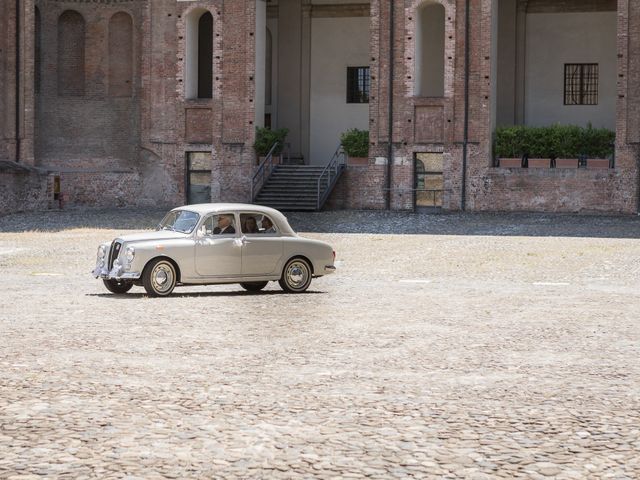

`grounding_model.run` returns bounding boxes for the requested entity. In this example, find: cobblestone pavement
[0,209,639,479]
